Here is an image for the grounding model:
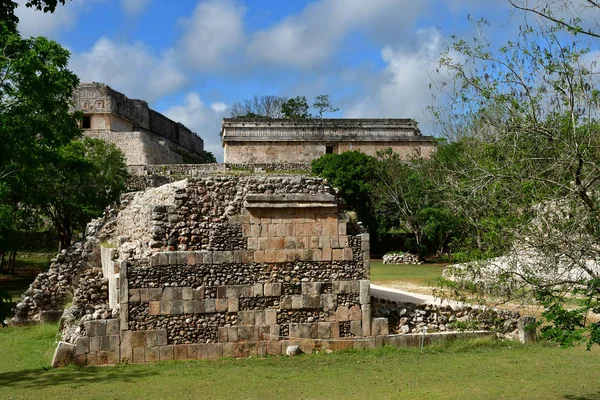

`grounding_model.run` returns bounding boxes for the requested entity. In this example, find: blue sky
[15,0,520,160]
